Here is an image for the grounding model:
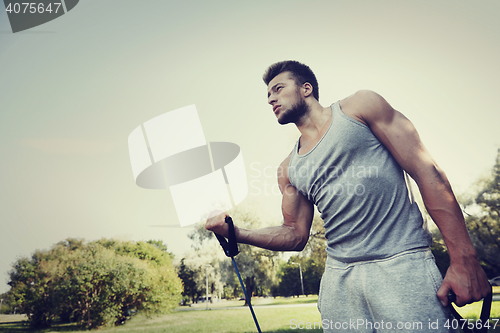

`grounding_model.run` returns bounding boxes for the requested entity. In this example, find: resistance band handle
[447,287,492,333]
[214,219,261,332]
[214,216,239,257]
